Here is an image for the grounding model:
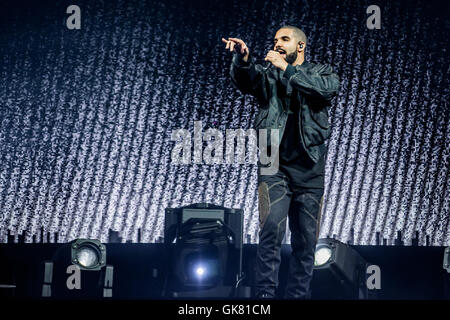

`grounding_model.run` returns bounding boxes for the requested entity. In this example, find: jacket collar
[295,61,311,70]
